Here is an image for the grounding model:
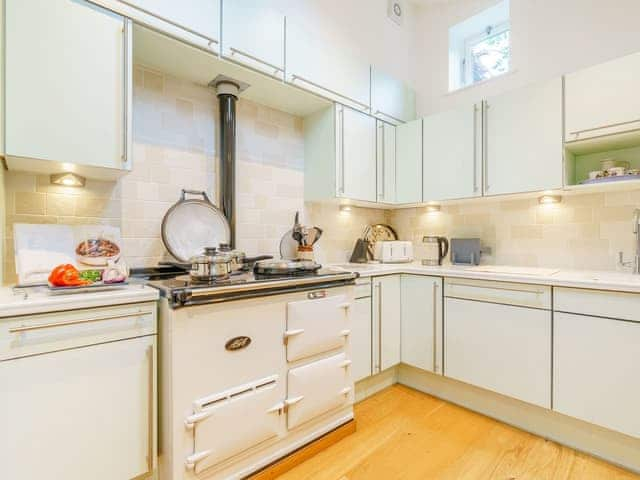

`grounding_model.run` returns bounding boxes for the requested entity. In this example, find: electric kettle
[422,236,449,266]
